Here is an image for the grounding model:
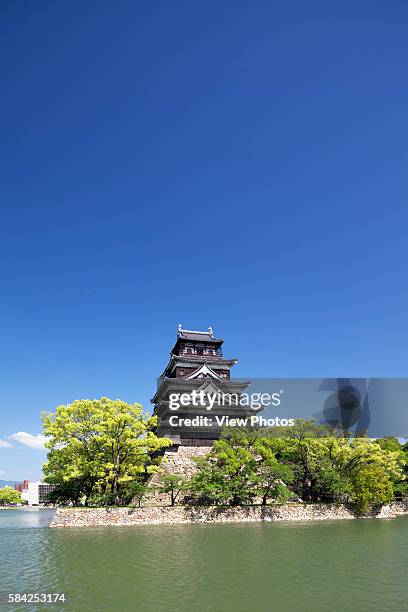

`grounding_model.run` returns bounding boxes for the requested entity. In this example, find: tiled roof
[178,331,215,342]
